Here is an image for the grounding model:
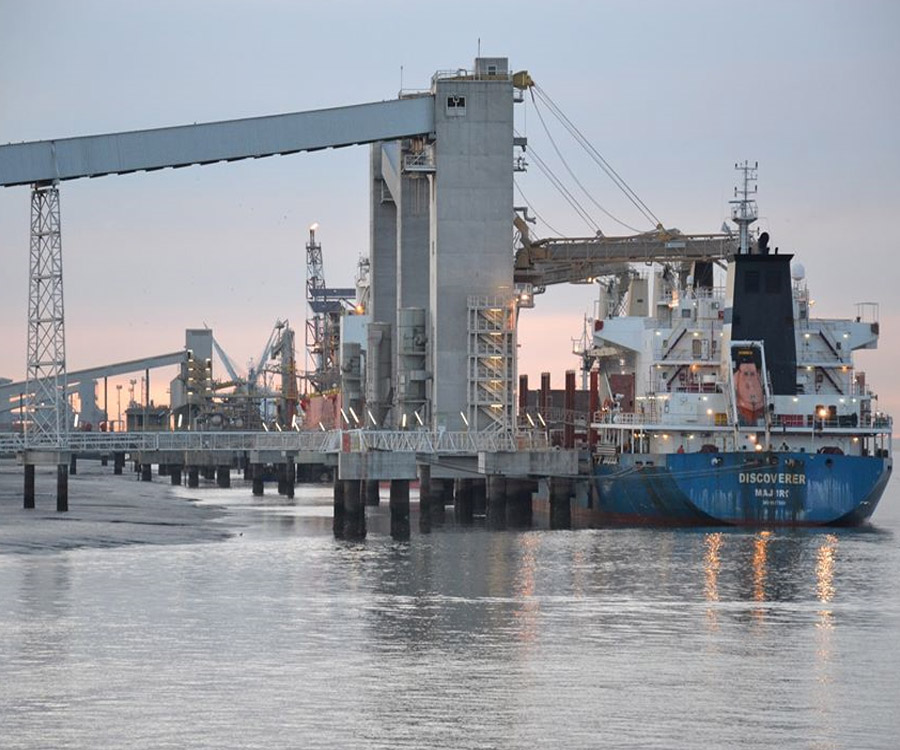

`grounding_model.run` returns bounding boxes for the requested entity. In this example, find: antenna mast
[729,160,758,254]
